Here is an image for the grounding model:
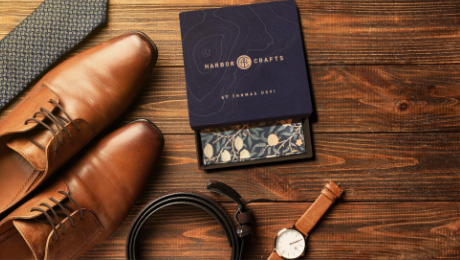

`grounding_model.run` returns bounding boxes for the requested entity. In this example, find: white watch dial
[274,228,306,259]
